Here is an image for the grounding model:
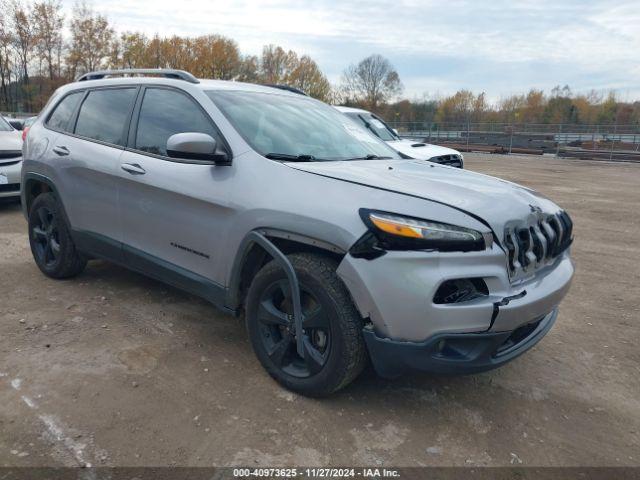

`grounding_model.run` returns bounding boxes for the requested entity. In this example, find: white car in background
[0,116,23,199]
[336,106,464,168]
